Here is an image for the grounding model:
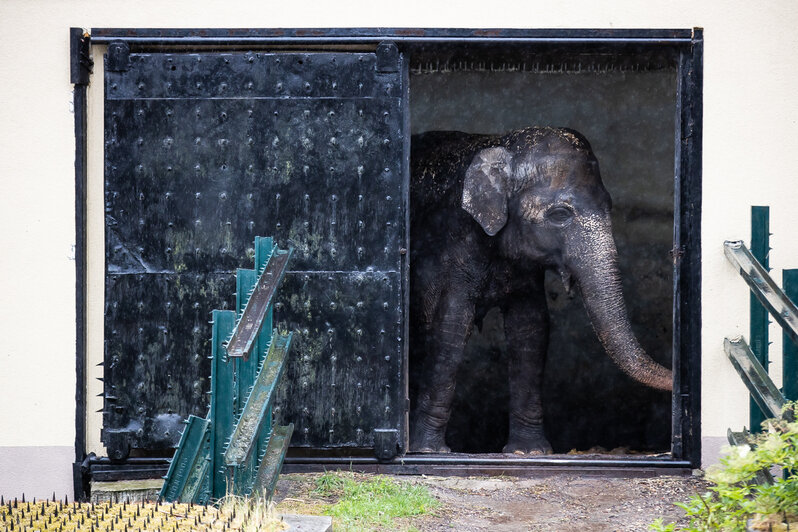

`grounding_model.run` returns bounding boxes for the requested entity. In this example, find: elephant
[409,127,672,454]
